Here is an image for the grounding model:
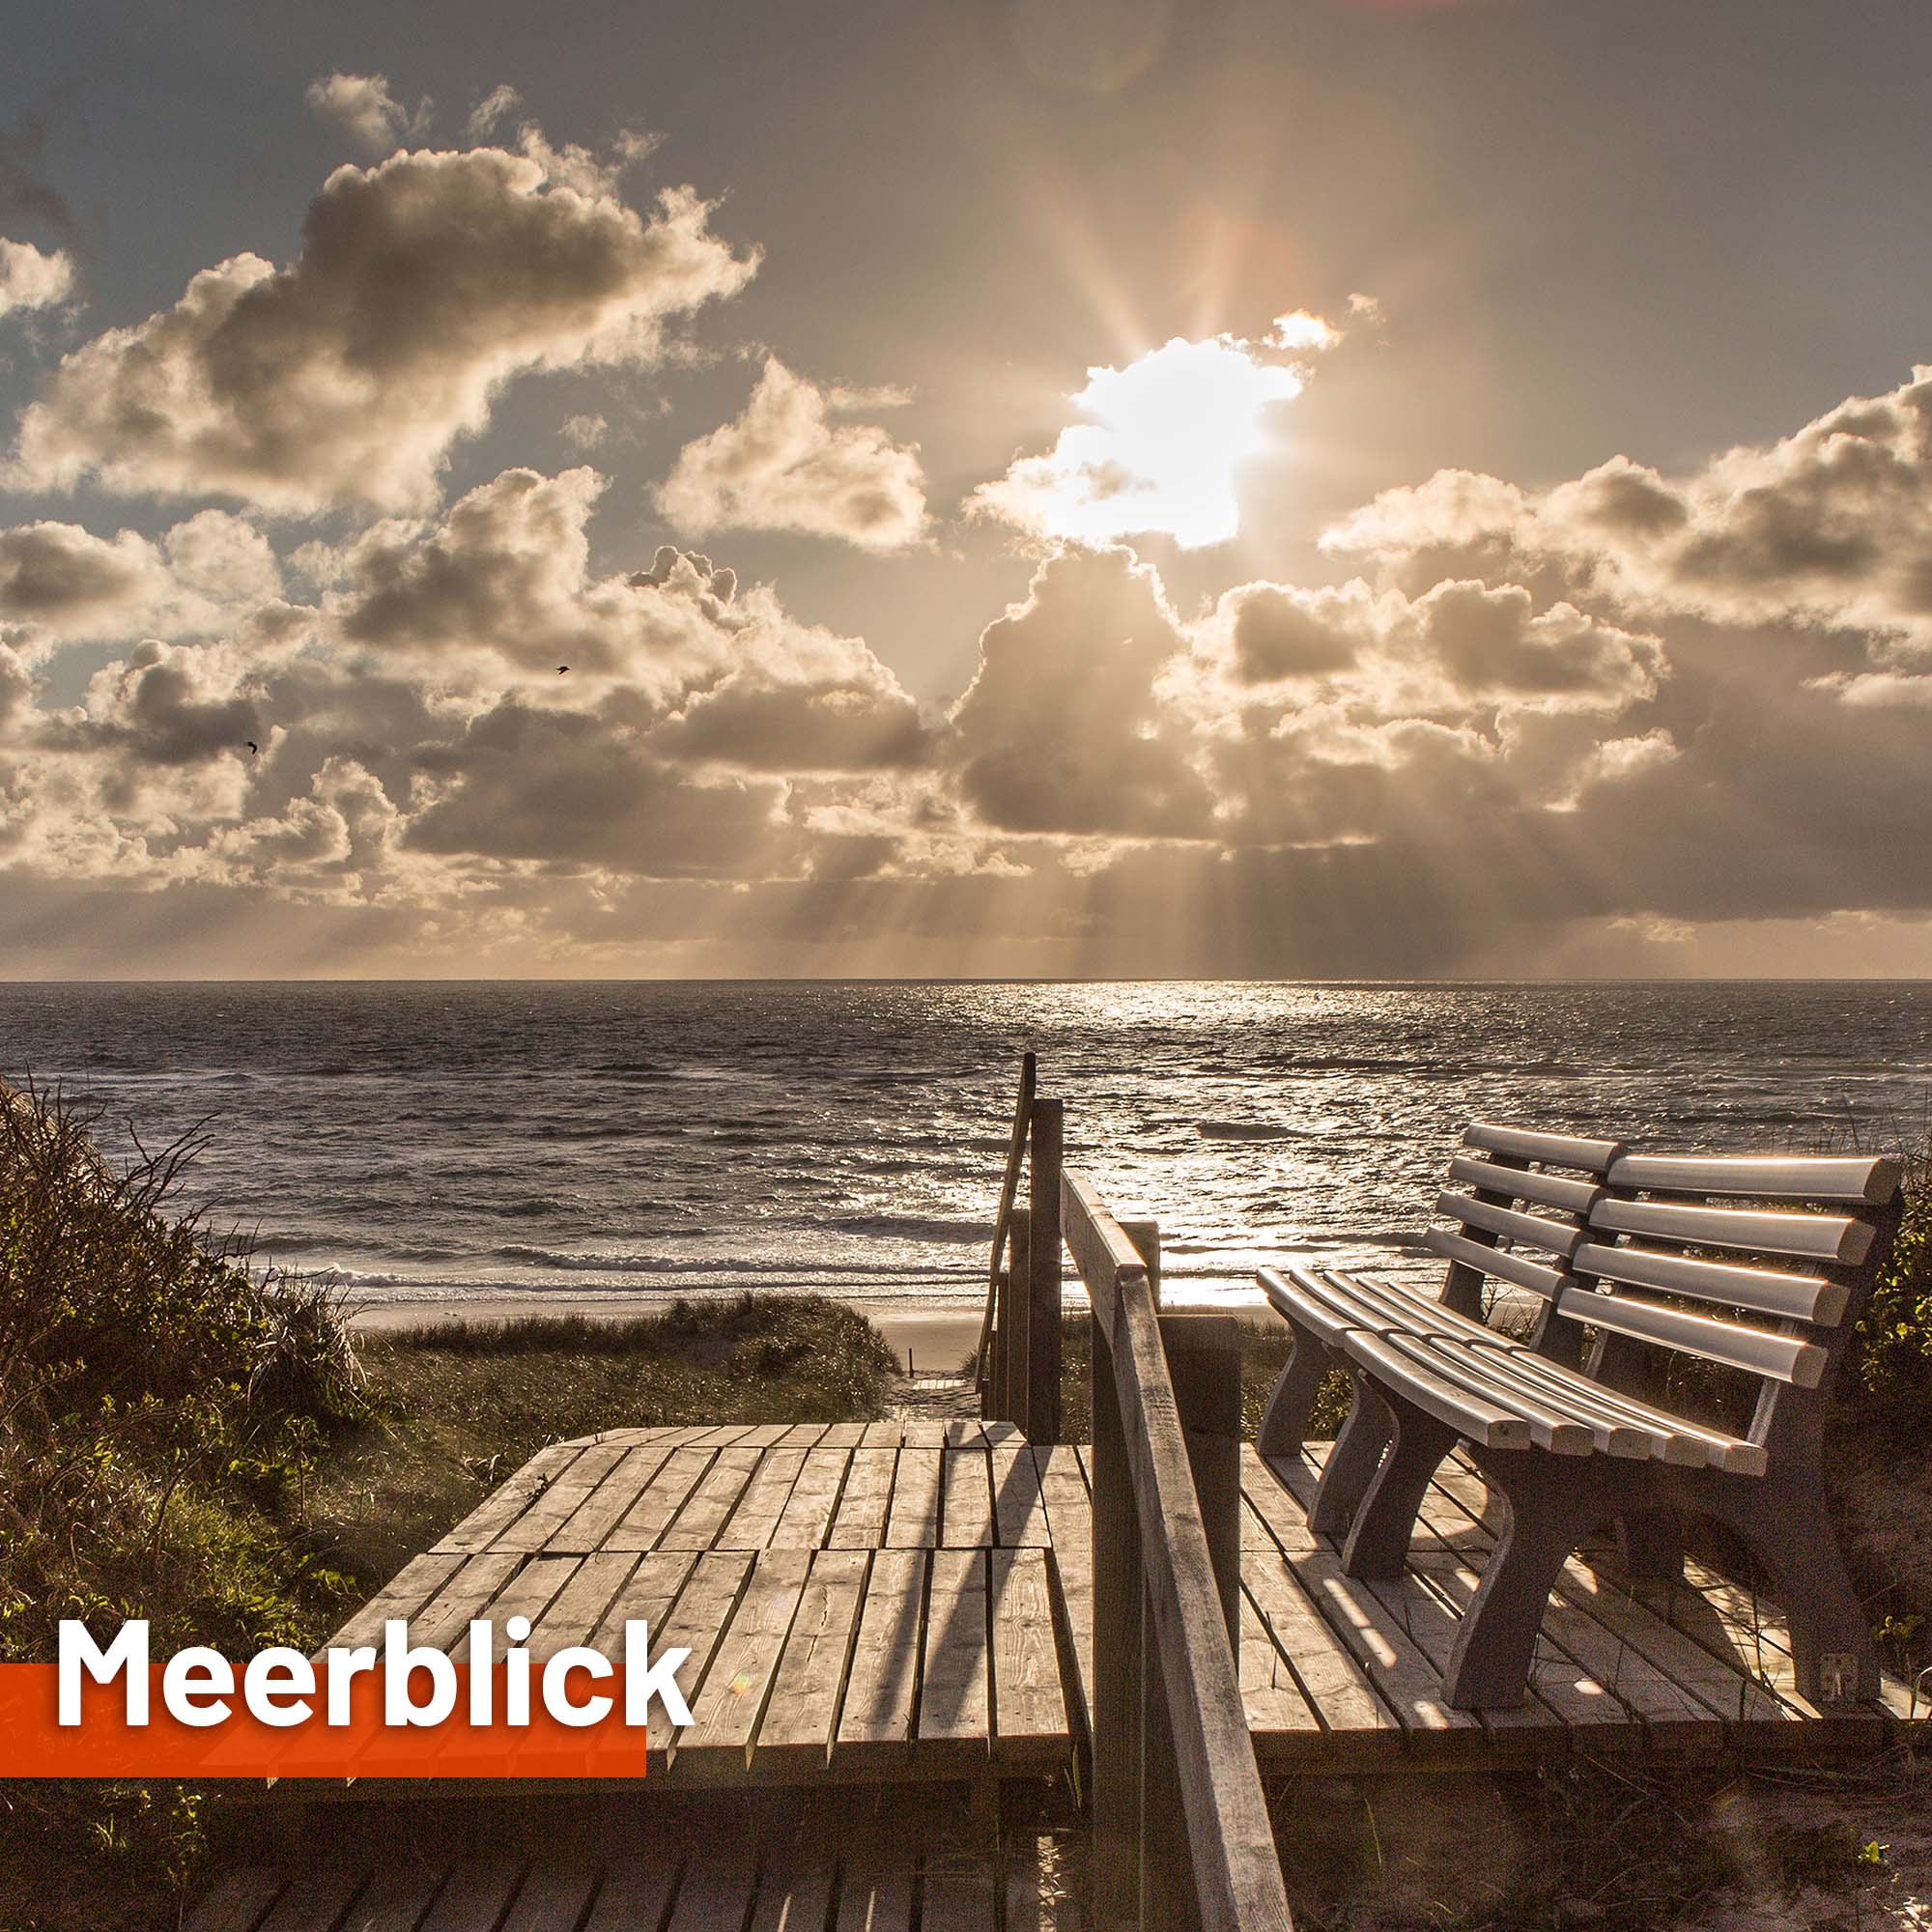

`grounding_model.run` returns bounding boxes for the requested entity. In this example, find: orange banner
[0,1664,650,1780]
